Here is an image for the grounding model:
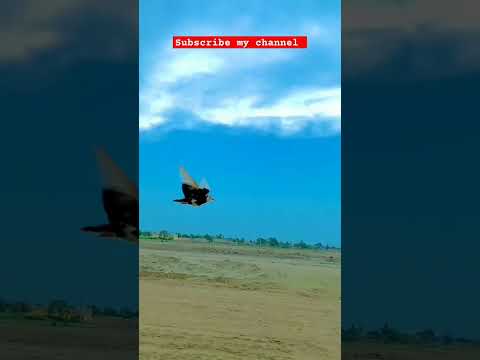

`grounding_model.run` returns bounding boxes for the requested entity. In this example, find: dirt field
[0,315,138,359]
[140,238,341,360]
[343,342,480,360]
